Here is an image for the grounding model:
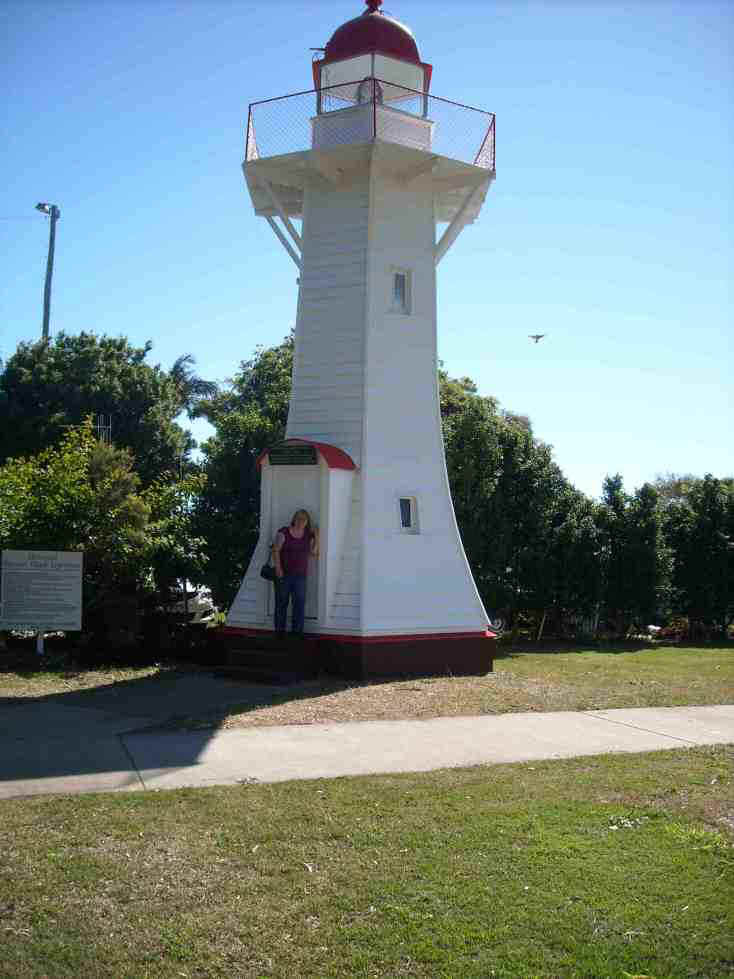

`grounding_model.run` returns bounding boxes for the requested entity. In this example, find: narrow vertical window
[399,497,413,529]
[398,496,419,533]
[394,272,407,309]
[391,269,411,314]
